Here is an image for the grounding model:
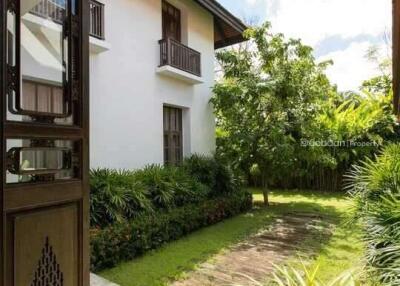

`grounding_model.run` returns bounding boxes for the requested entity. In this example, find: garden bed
[99,190,363,286]
[89,155,252,271]
[91,191,252,271]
